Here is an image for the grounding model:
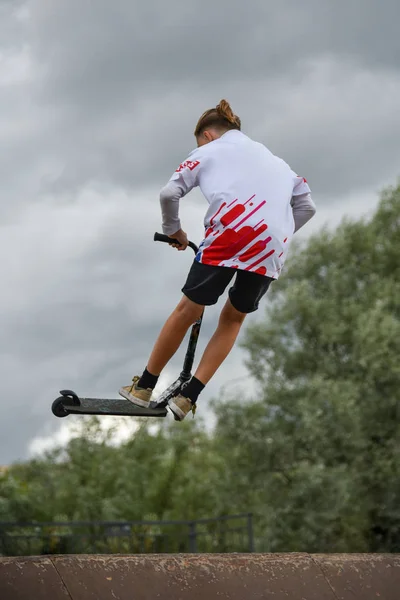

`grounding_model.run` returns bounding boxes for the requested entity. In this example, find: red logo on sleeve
[175,160,200,173]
